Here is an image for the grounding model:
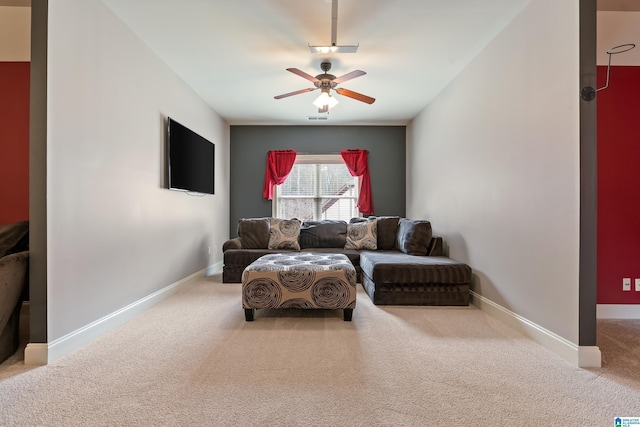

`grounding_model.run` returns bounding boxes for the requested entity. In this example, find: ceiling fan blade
[334,87,375,104]
[274,87,317,99]
[333,70,366,84]
[286,68,320,83]
[318,105,329,114]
